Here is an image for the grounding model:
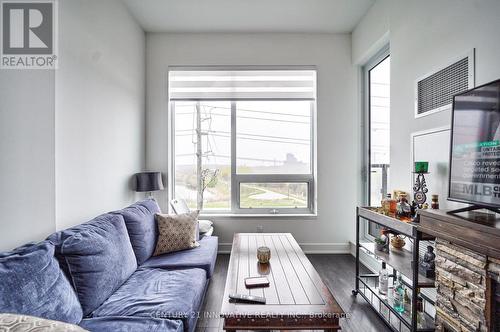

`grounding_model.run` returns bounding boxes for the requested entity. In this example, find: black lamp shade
[135,172,164,192]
